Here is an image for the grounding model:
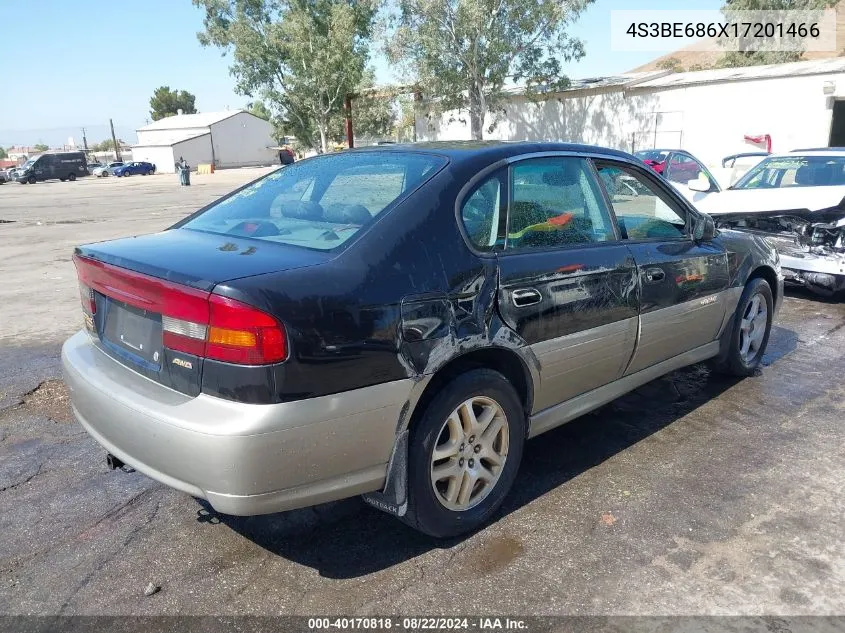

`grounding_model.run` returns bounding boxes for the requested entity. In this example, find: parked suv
[62,142,782,537]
